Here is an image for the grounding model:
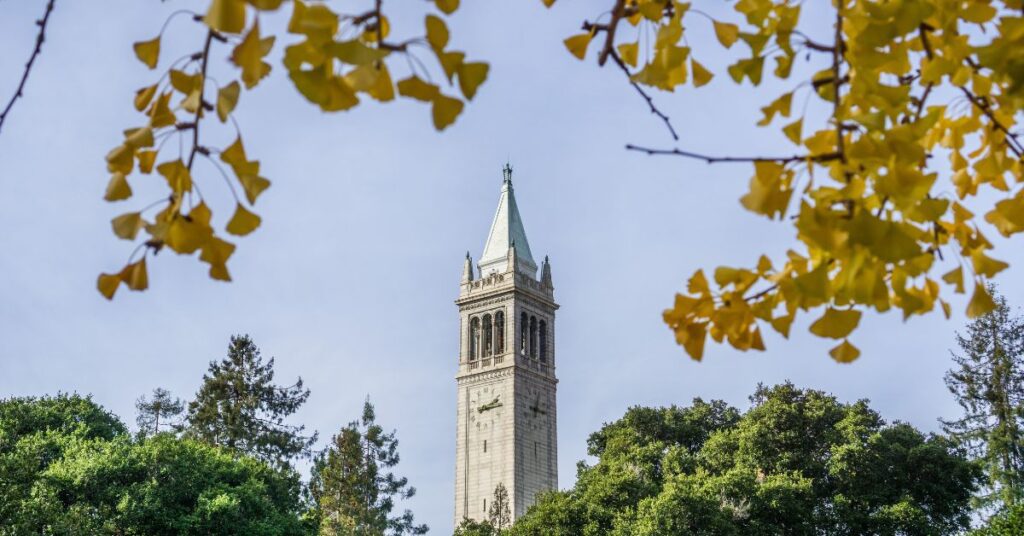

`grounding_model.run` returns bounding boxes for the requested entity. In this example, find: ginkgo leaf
[713,21,739,48]
[432,94,464,130]
[111,212,143,240]
[157,160,192,194]
[435,0,459,15]
[104,172,132,201]
[124,127,154,149]
[941,266,965,293]
[120,258,148,291]
[97,273,121,300]
[971,250,1008,278]
[166,218,210,254]
[106,144,134,175]
[770,314,794,338]
[438,51,466,81]
[205,0,246,33]
[200,236,236,270]
[366,64,395,102]
[691,58,713,87]
[425,15,449,51]
[618,42,639,67]
[564,33,593,60]
[232,23,274,89]
[217,81,241,122]
[329,40,389,65]
[967,283,996,318]
[829,340,860,363]
[134,84,157,111]
[133,37,160,69]
[757,92,792,125]
[148,92,176,128]
[688,269,710,296]
[238,174,271,204]
[457,62,489,100]
[809,307,861,339]
[782,119,802,144]
[540,0,555,6]
[170,70,201,94]
[397,77,439,102]
[226,203,261,236]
